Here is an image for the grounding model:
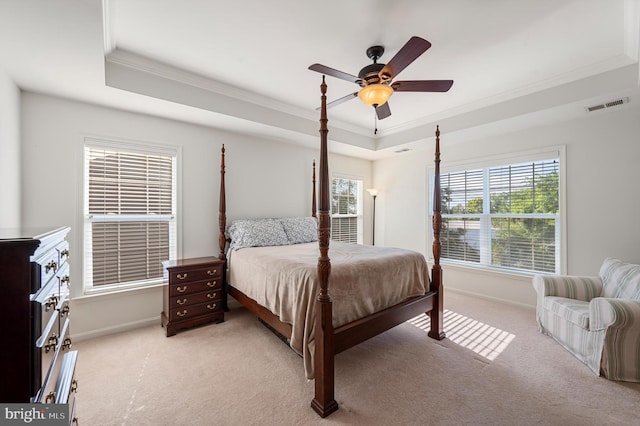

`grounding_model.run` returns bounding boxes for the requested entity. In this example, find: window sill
[73,282,164,304]
[432,260,537,282]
